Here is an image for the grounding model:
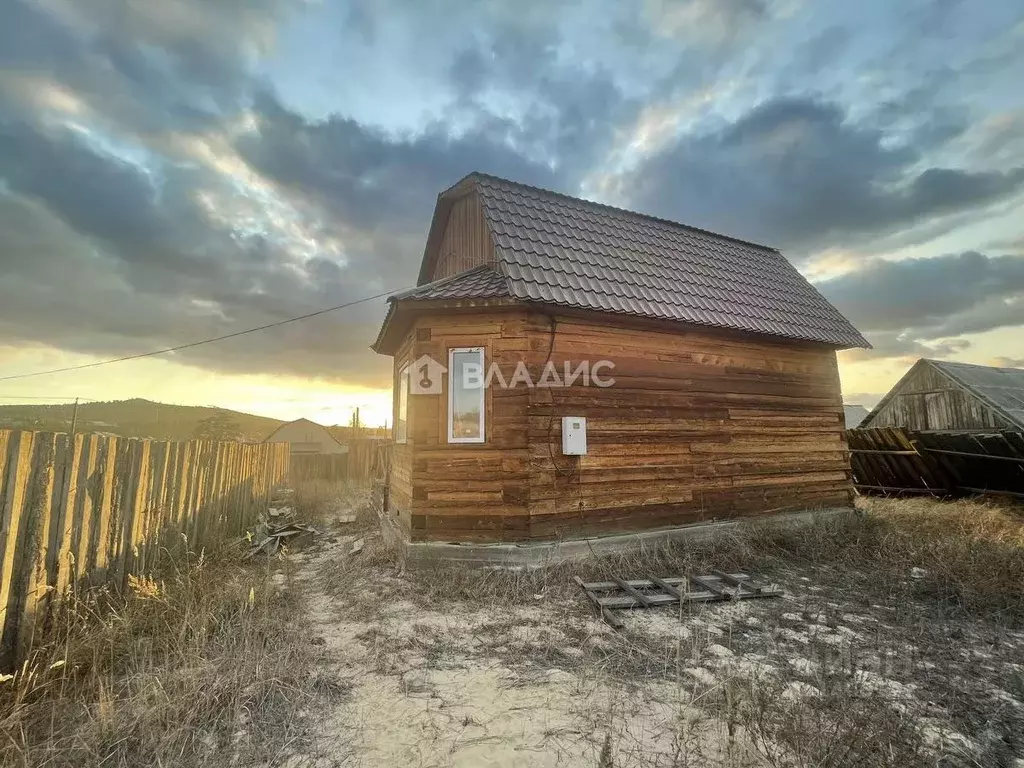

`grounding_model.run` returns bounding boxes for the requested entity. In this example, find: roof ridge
[927,358,1023,373]
[461,171,782,254]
